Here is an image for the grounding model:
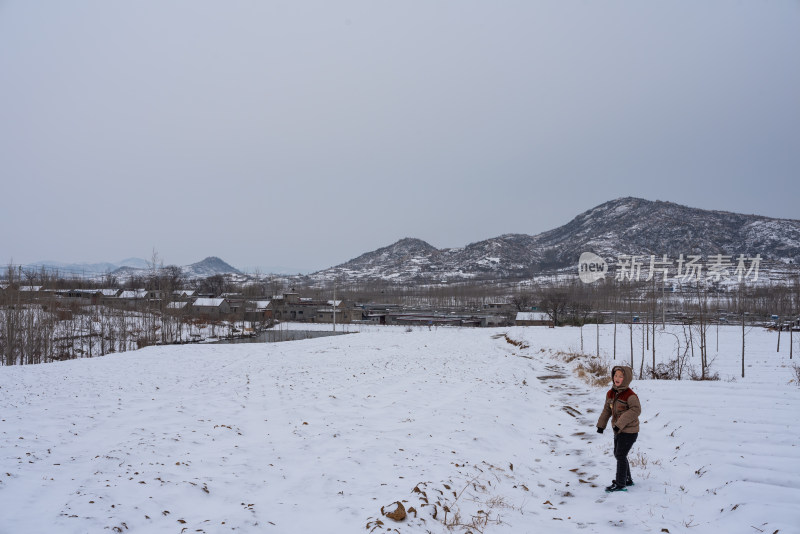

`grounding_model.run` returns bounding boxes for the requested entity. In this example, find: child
[596,365,641,492]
